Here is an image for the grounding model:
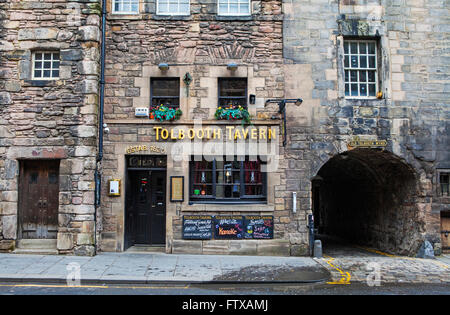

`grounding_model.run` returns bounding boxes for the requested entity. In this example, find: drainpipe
[94,0,107,255]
